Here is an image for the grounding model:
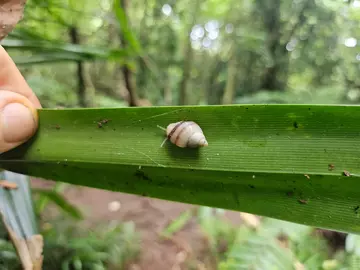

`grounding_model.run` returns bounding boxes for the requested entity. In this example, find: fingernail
[2,103,36,143]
